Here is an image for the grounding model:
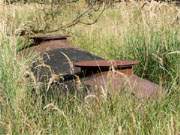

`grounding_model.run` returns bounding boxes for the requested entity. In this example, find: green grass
[0,1,180,135]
